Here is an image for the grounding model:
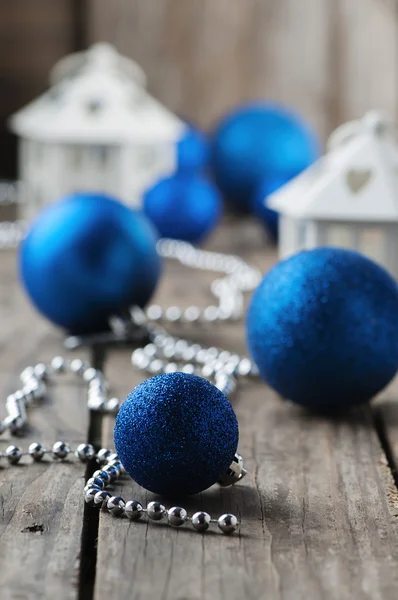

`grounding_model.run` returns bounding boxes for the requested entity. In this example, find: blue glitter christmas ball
[177,125,209,173]
[20,193,162,333]
[252,174,294,240]
[211,103,319,212]
[114,372,239,496]
[143,173,222,244]
[246,248,398,412]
